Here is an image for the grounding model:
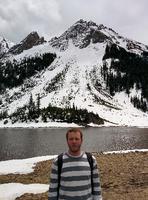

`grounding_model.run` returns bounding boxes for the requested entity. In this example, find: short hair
[66,128,83,140]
